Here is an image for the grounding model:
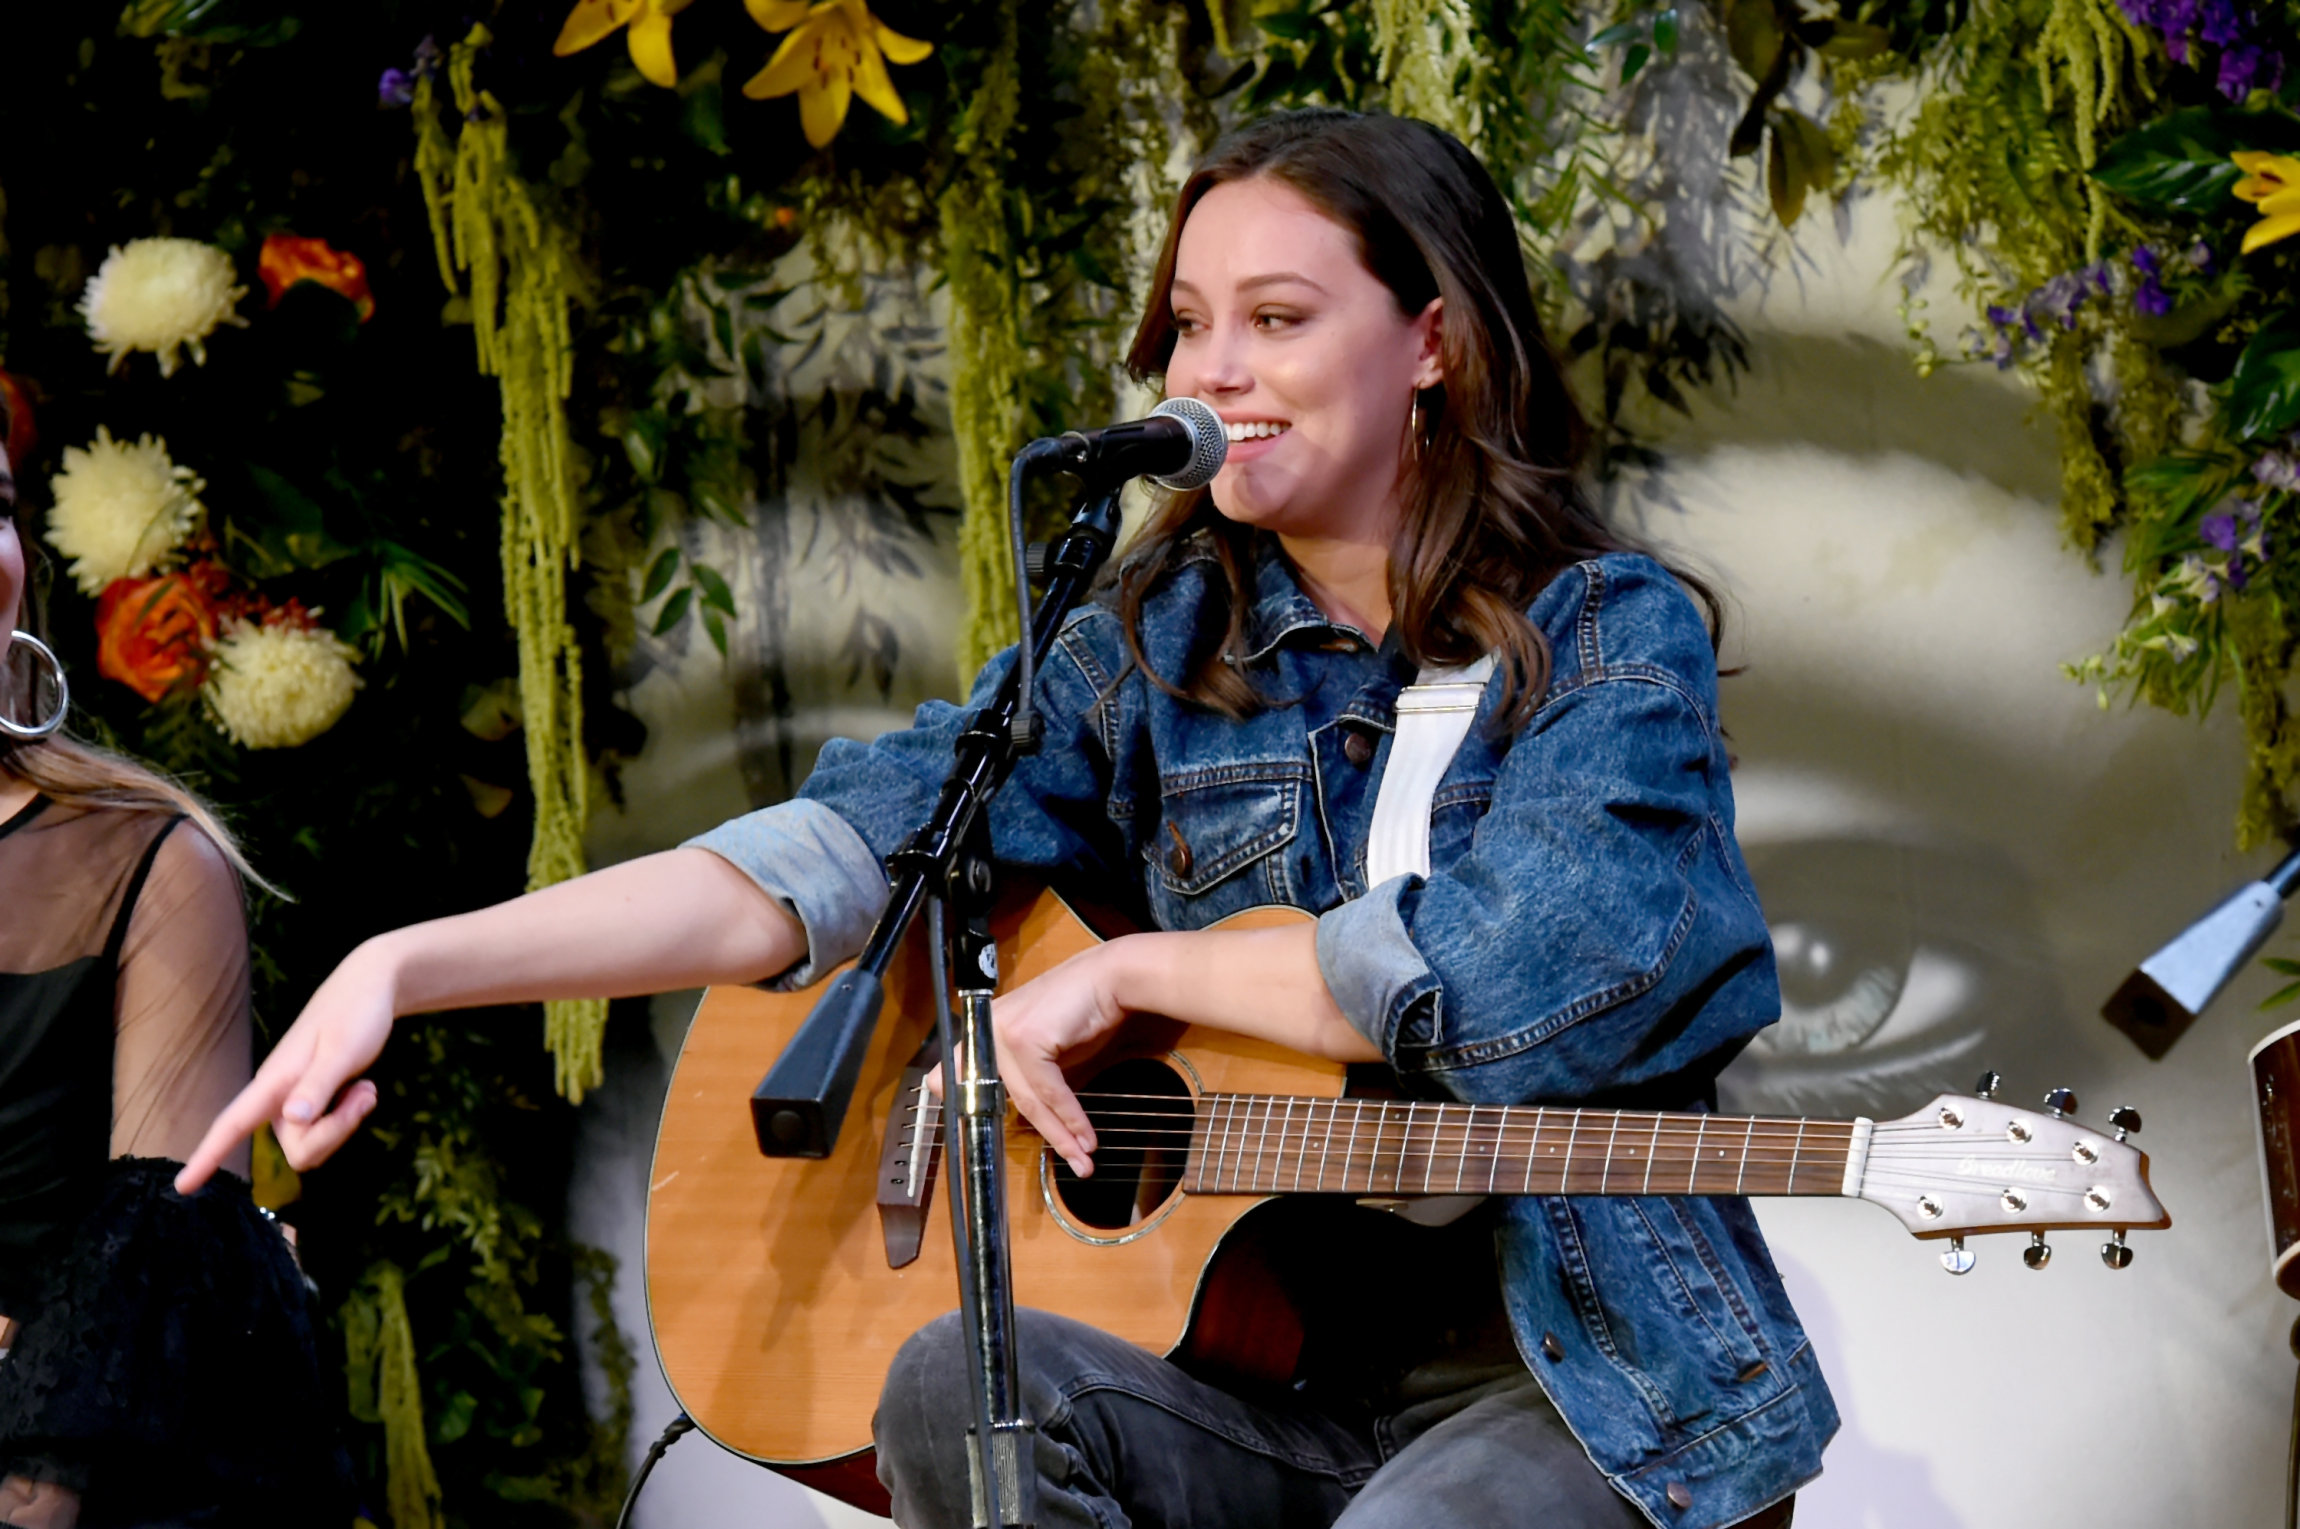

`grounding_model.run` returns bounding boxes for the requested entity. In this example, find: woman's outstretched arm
[174,847,805,1193]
